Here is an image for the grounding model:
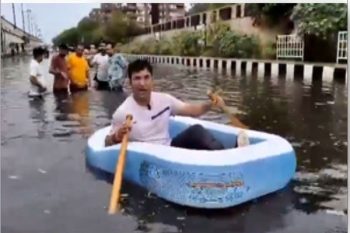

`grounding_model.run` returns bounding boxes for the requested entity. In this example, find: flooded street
[1,56,347,233]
